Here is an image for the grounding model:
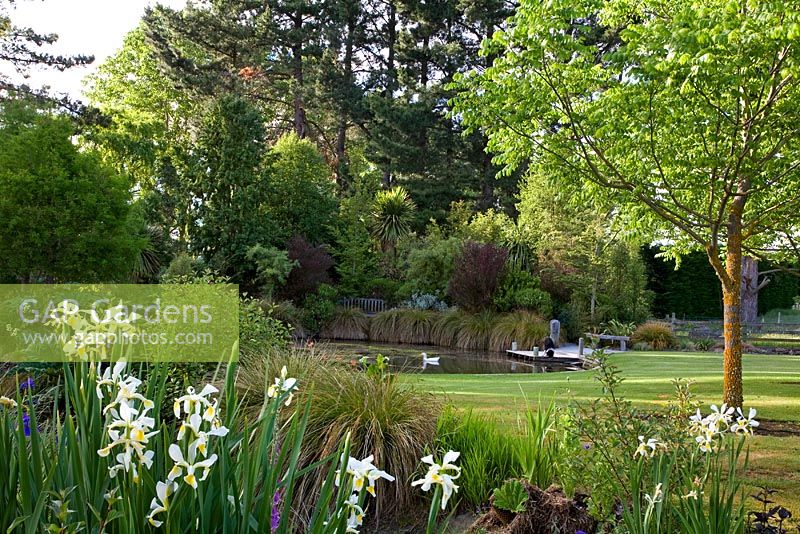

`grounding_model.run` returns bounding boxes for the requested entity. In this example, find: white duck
[421,352,440,365]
